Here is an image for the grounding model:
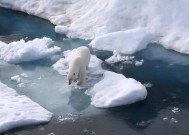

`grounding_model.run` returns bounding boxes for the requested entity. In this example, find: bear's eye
[73,73,76,75]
